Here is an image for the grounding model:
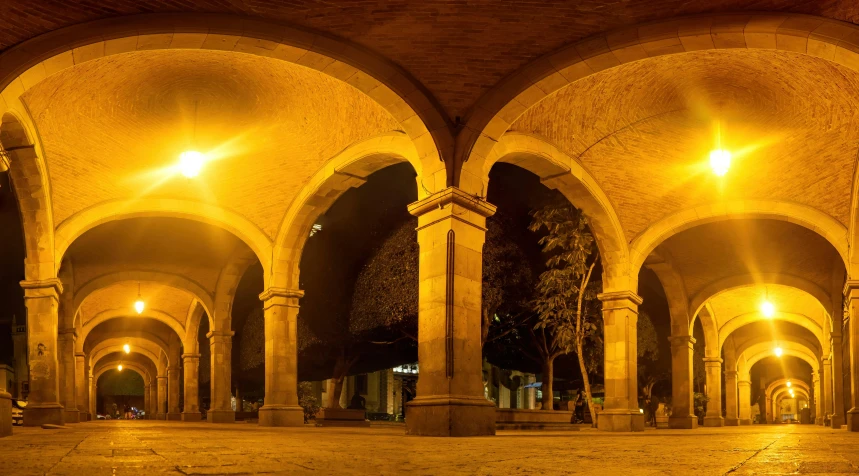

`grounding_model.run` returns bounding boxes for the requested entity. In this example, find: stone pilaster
[257,288,304,426]
[832,332,845,429]
[814,374,822,425]
[157,375,168,420]
[21,279,64,426]
[167,365,181,420]
[724,370,739,425]
[404,187,496,437]
[668,335,697,429]
[89,374,96,417]
[738,380,752,425]
[703,357,724,427]
[598,290,645,432]
[182,353,201,421]
[149,382,157,419]
[144,384,151,417]
[206,330,235,423]
[766,396,772,423]
[57,329,79,423]
[75,353,88,420]
[844,280,859,430]
[822,357,833,425]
